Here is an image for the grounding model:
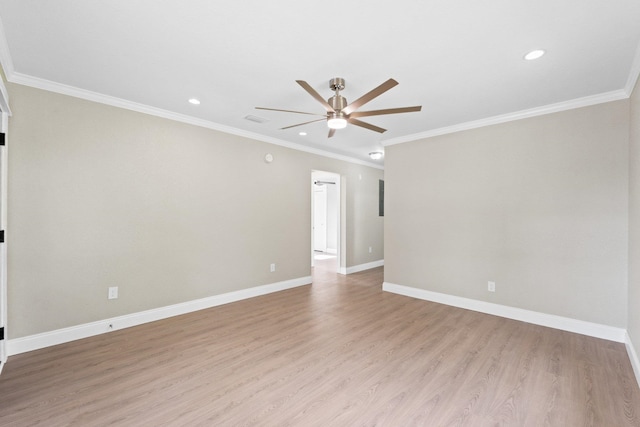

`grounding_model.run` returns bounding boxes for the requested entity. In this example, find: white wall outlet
[488,281,496,292]
[270,263,276,272]
[108,286,118,299]
[369,246,372,253]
